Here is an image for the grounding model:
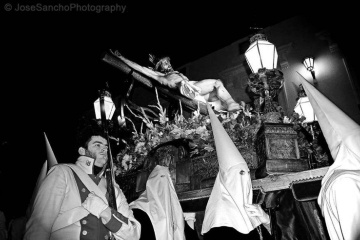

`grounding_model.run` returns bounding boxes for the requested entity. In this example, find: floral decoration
[284,112,331,168]
[114,88,330,176]
[115,88,263,175]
